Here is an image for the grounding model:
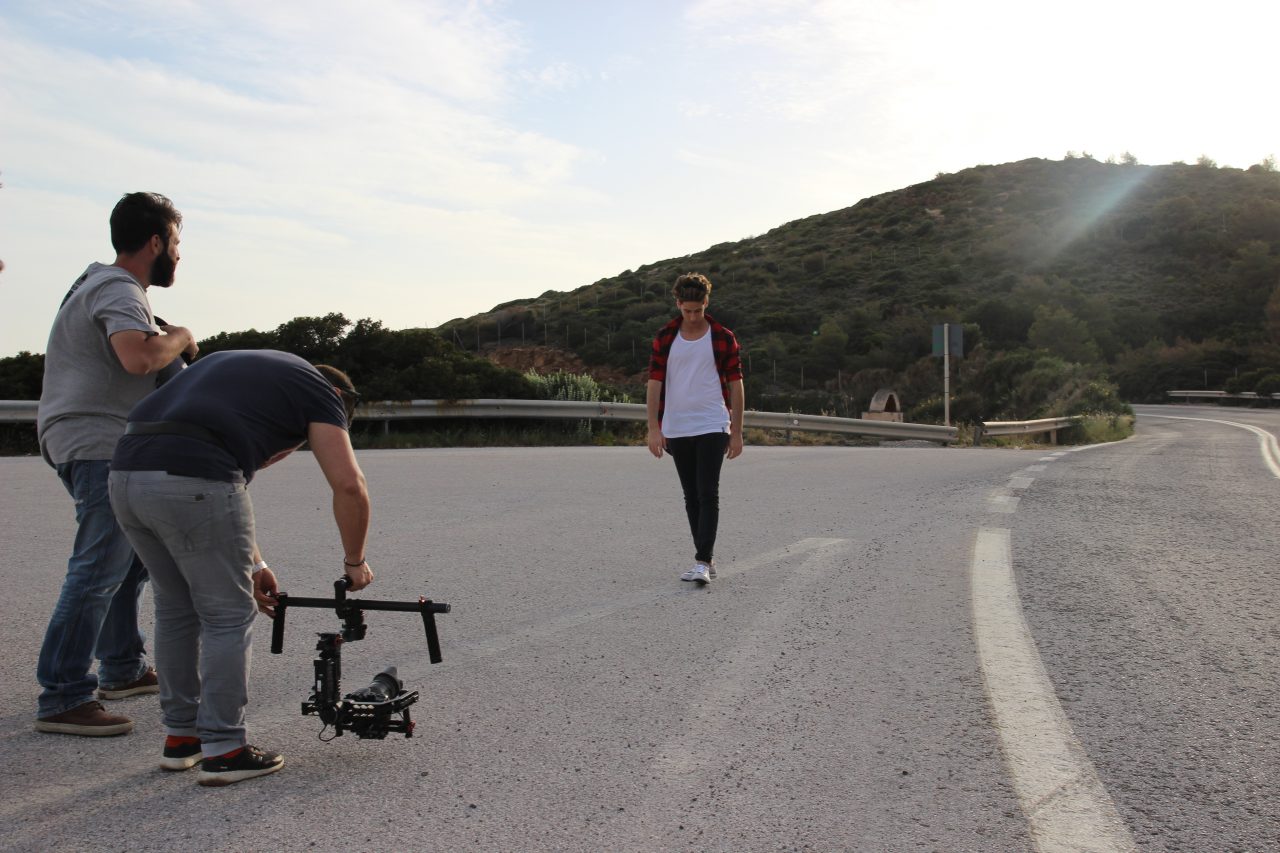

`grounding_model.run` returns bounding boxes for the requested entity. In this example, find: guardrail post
[1049,428,1058,445]
[973,423,985,447]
